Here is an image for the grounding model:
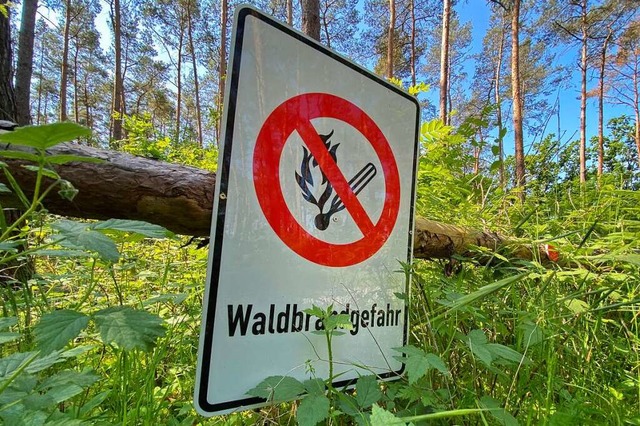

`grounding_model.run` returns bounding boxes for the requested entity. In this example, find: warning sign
[254,93,400,267]
[195,6,419,416]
